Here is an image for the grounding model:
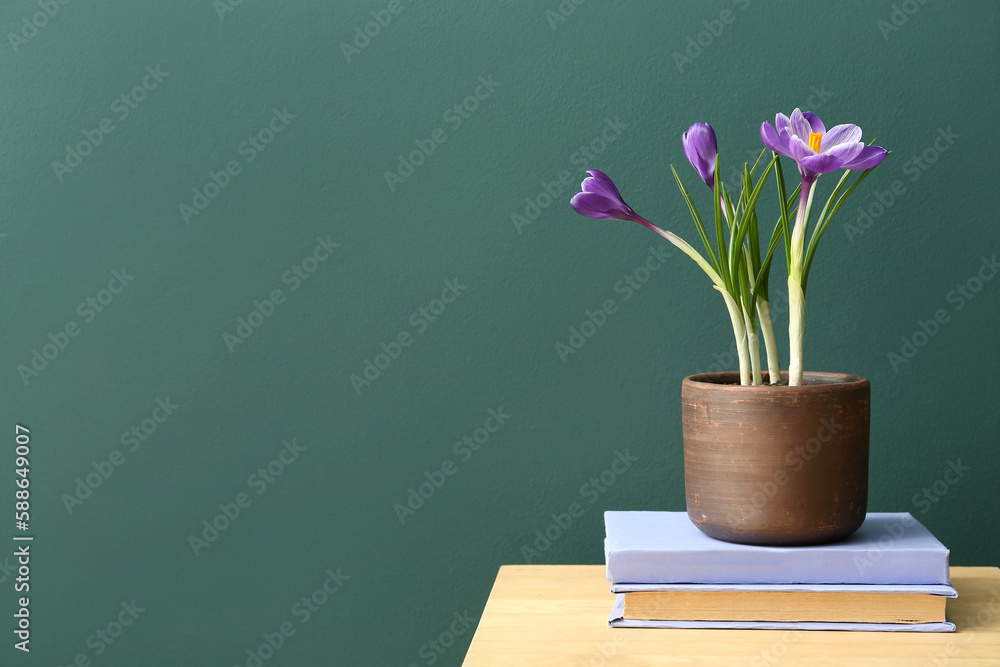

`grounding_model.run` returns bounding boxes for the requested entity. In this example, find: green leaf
[742,163,763,270]
[773,155,793,267]
[659,229,727,290]
[757,258,771,301]
[733,166,760,314]
[670,165,721,276]
[747,147,768,181]
[712,156,732,291]
[724,179,742,266]
[721,180,738,230]
[727,156,775,275]
[737,264,756,334]
[752,220,785,303]
[809,169,853,248]
[801,160,885,291]
[748,209,761,266]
